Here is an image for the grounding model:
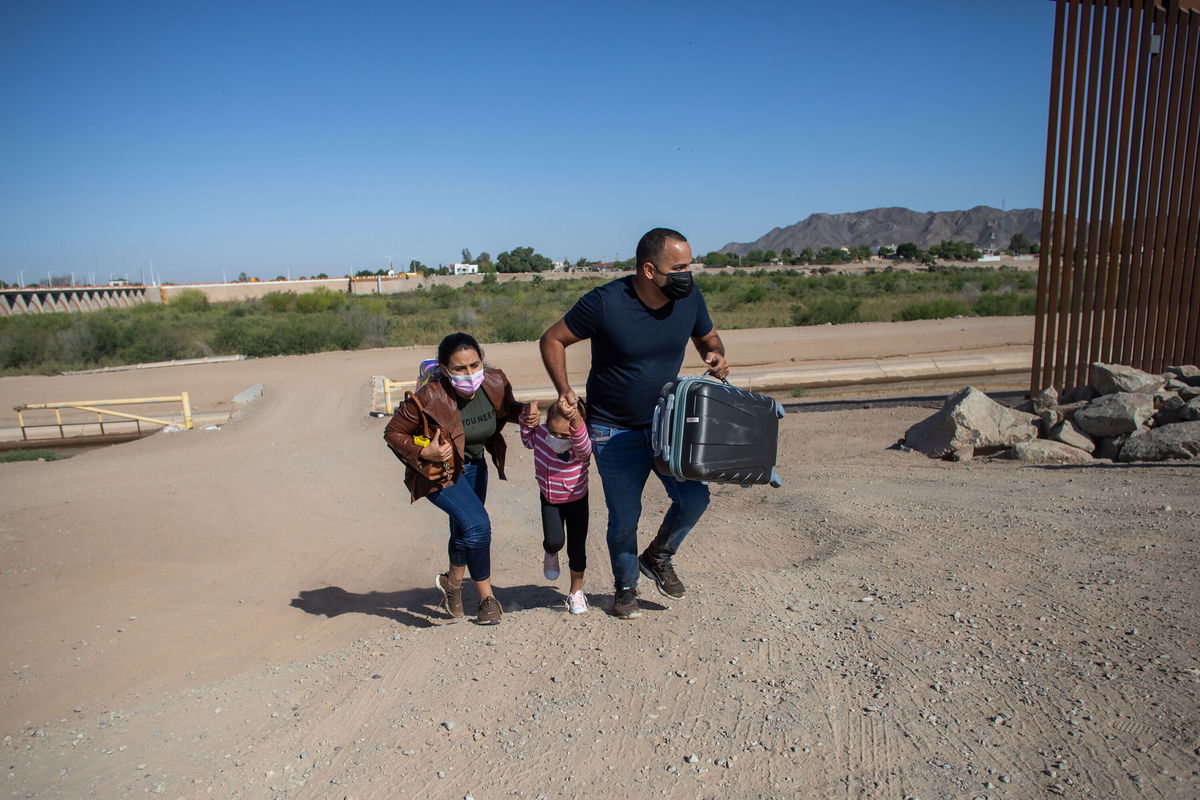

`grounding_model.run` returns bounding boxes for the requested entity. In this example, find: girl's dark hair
[437,332,483,366]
